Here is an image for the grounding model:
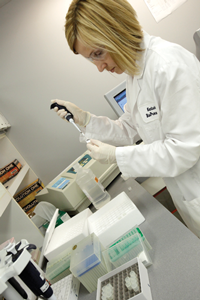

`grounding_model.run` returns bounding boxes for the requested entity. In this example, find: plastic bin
[70,233,107,293]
